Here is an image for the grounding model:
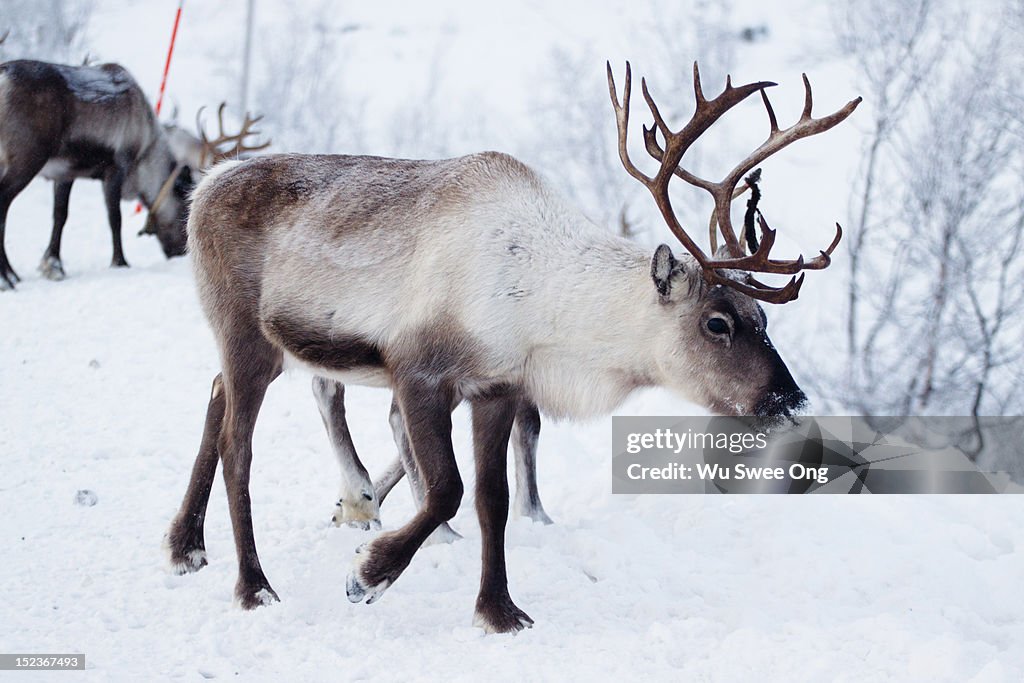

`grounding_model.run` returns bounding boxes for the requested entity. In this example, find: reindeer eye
[706,317,730,335]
